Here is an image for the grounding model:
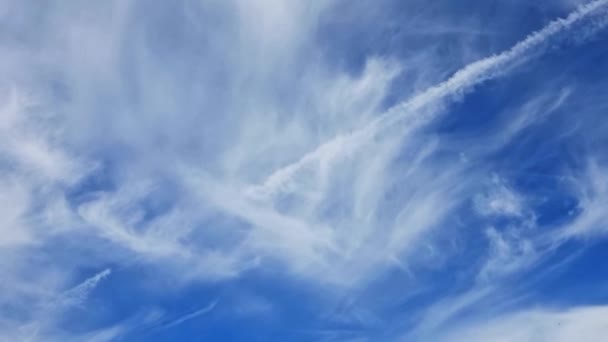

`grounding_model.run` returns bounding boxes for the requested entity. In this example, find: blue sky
[1,0,608,341]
